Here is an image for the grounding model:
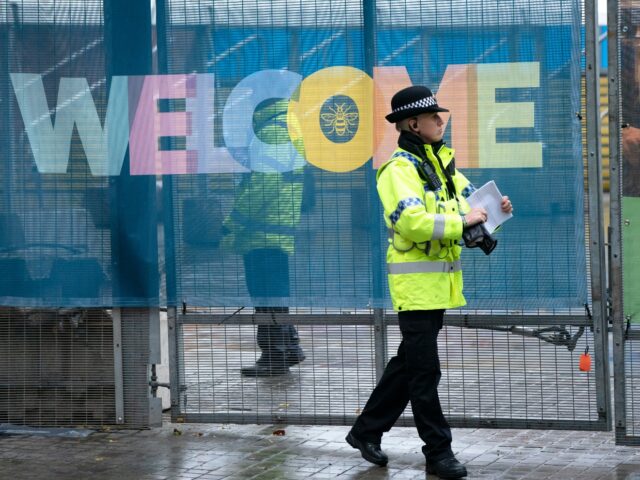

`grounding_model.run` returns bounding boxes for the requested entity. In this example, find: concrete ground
[2,422,640,479]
